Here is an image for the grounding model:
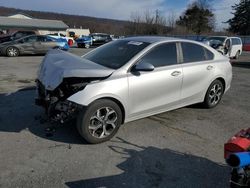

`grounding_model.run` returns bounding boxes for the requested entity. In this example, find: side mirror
[133,62,154,72]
